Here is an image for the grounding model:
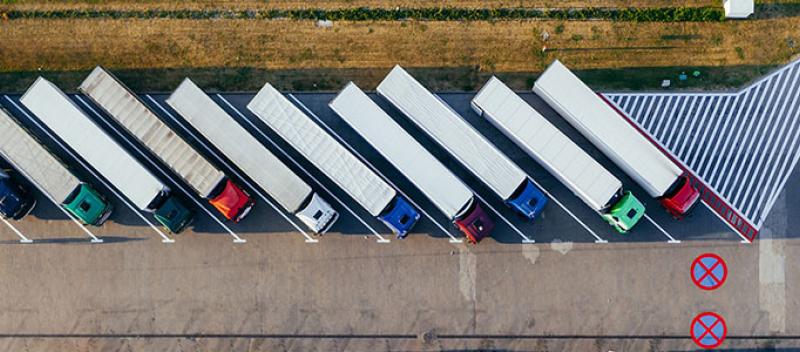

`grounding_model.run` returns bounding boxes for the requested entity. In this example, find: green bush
[1,7,726,22]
